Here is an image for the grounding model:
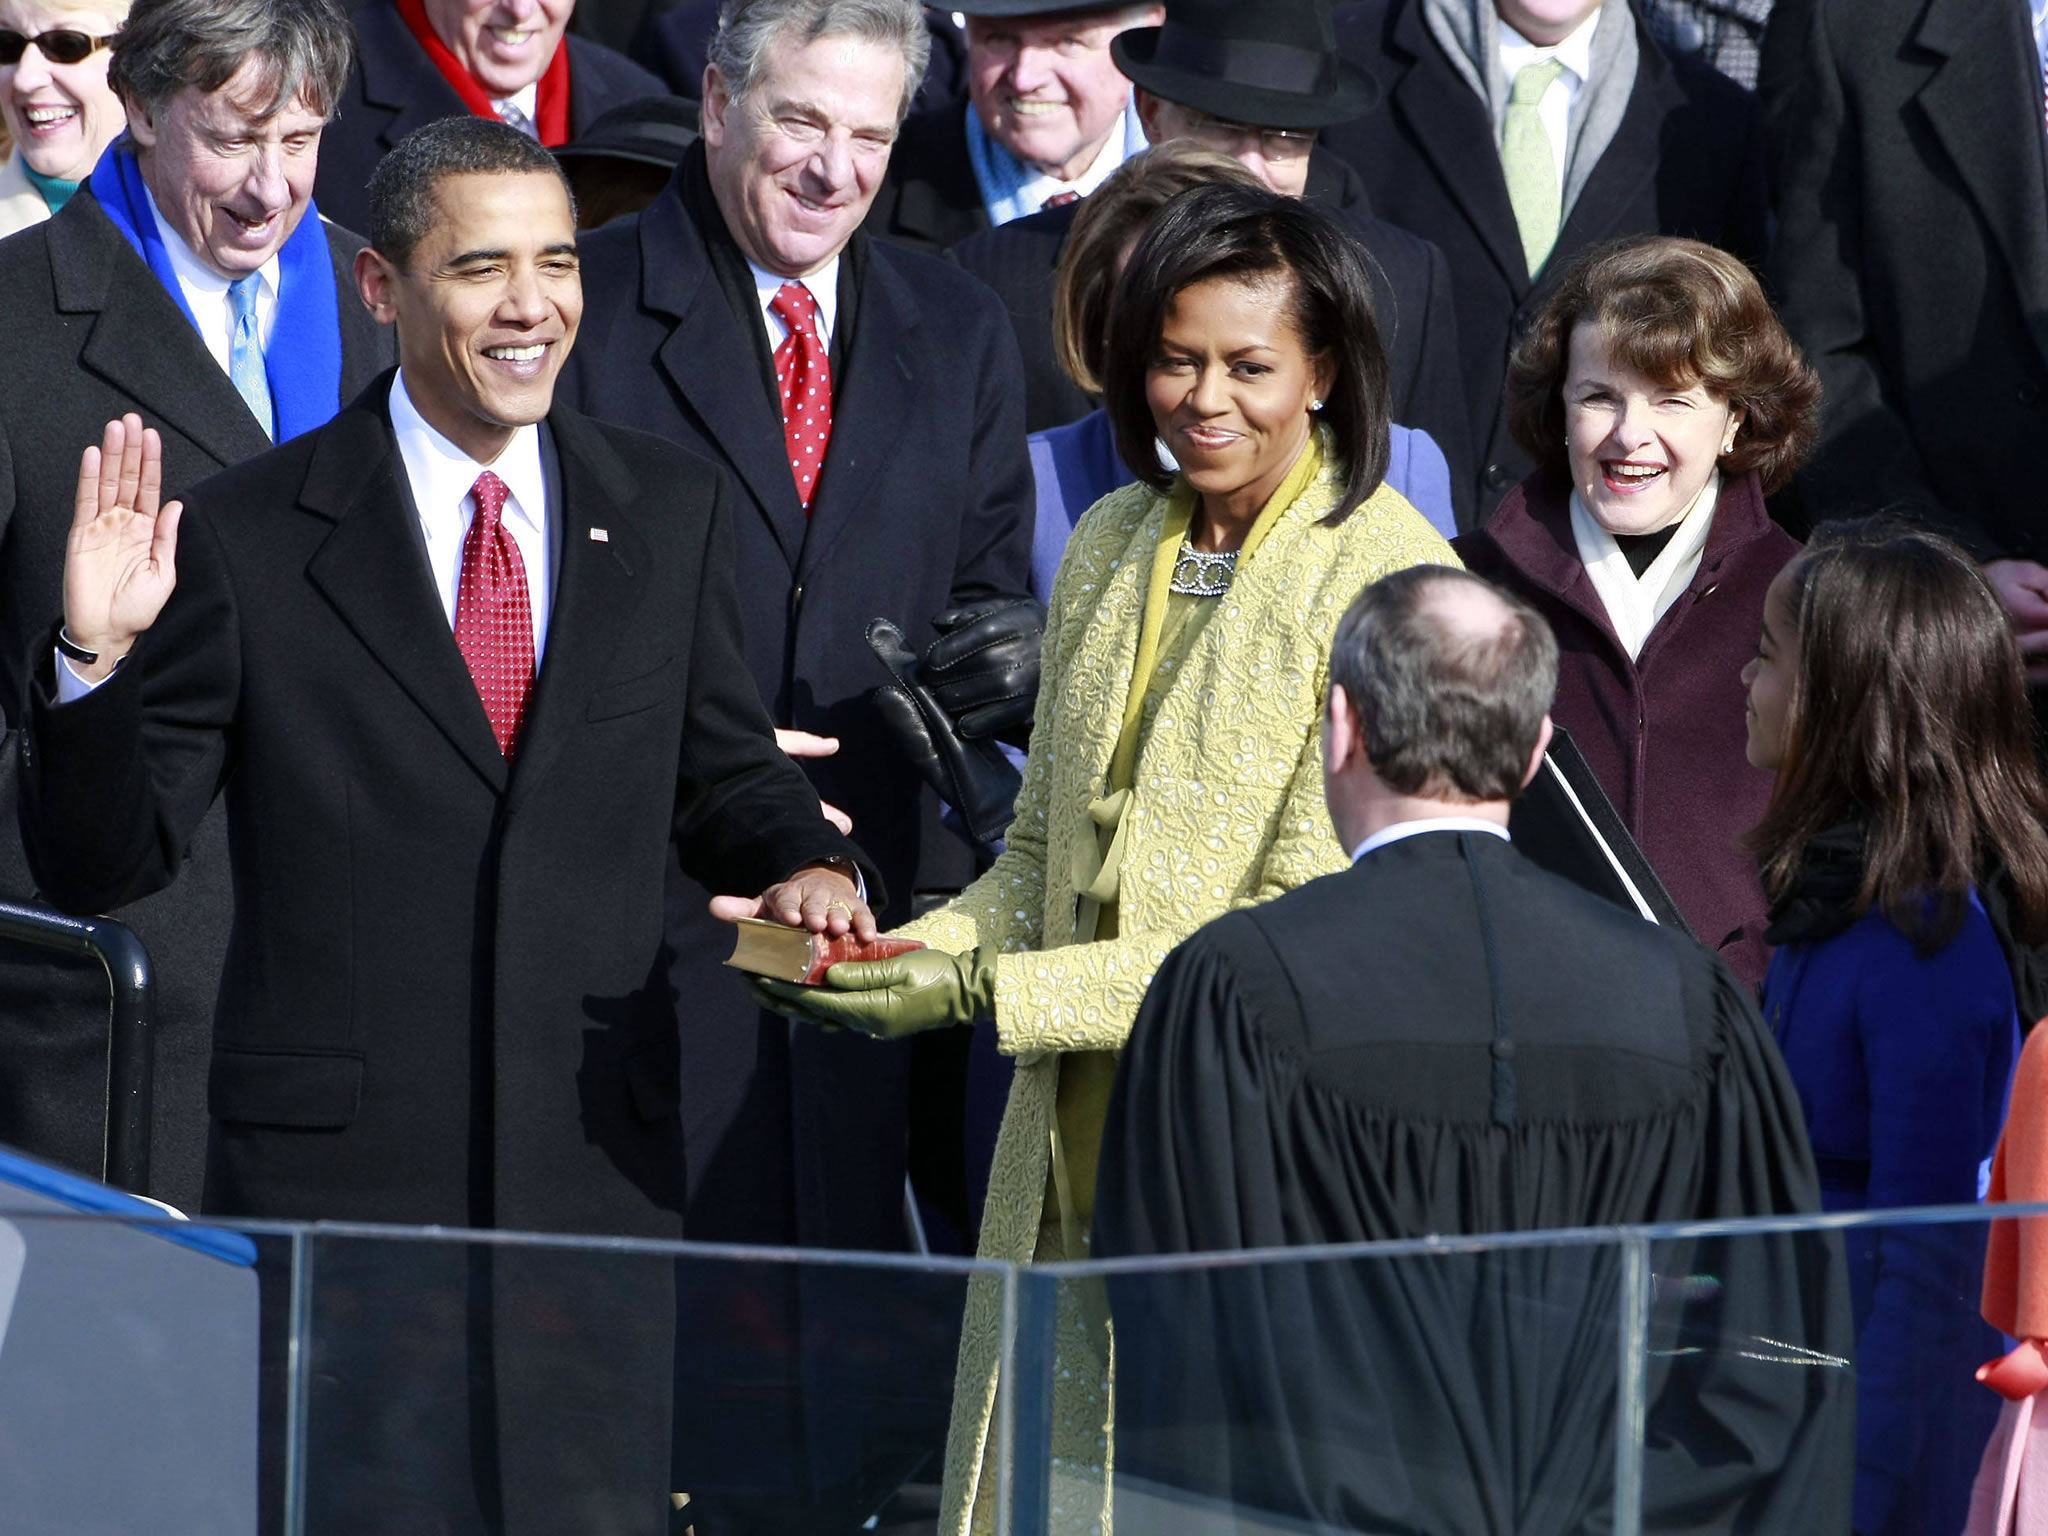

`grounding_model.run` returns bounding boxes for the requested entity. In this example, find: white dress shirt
[55,371,555,704]
[1351,816,1511,863]
[748,257,840,355]
[143,181,281,376]
[1007,105,1139,211]
[492,81,540,136]
[389,369,554,664]
[1498,8,1603,199]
